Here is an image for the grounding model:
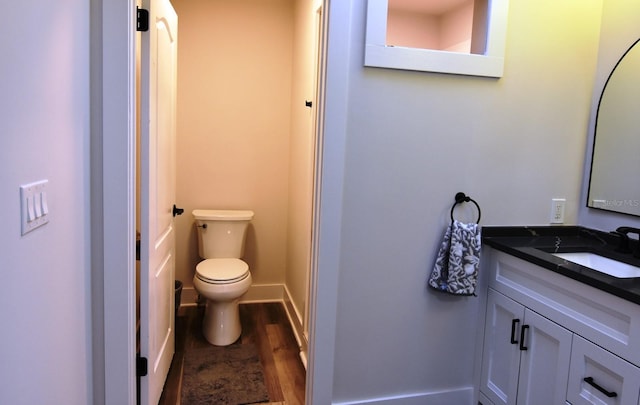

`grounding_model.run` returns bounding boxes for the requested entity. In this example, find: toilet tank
[193,209,254,259]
